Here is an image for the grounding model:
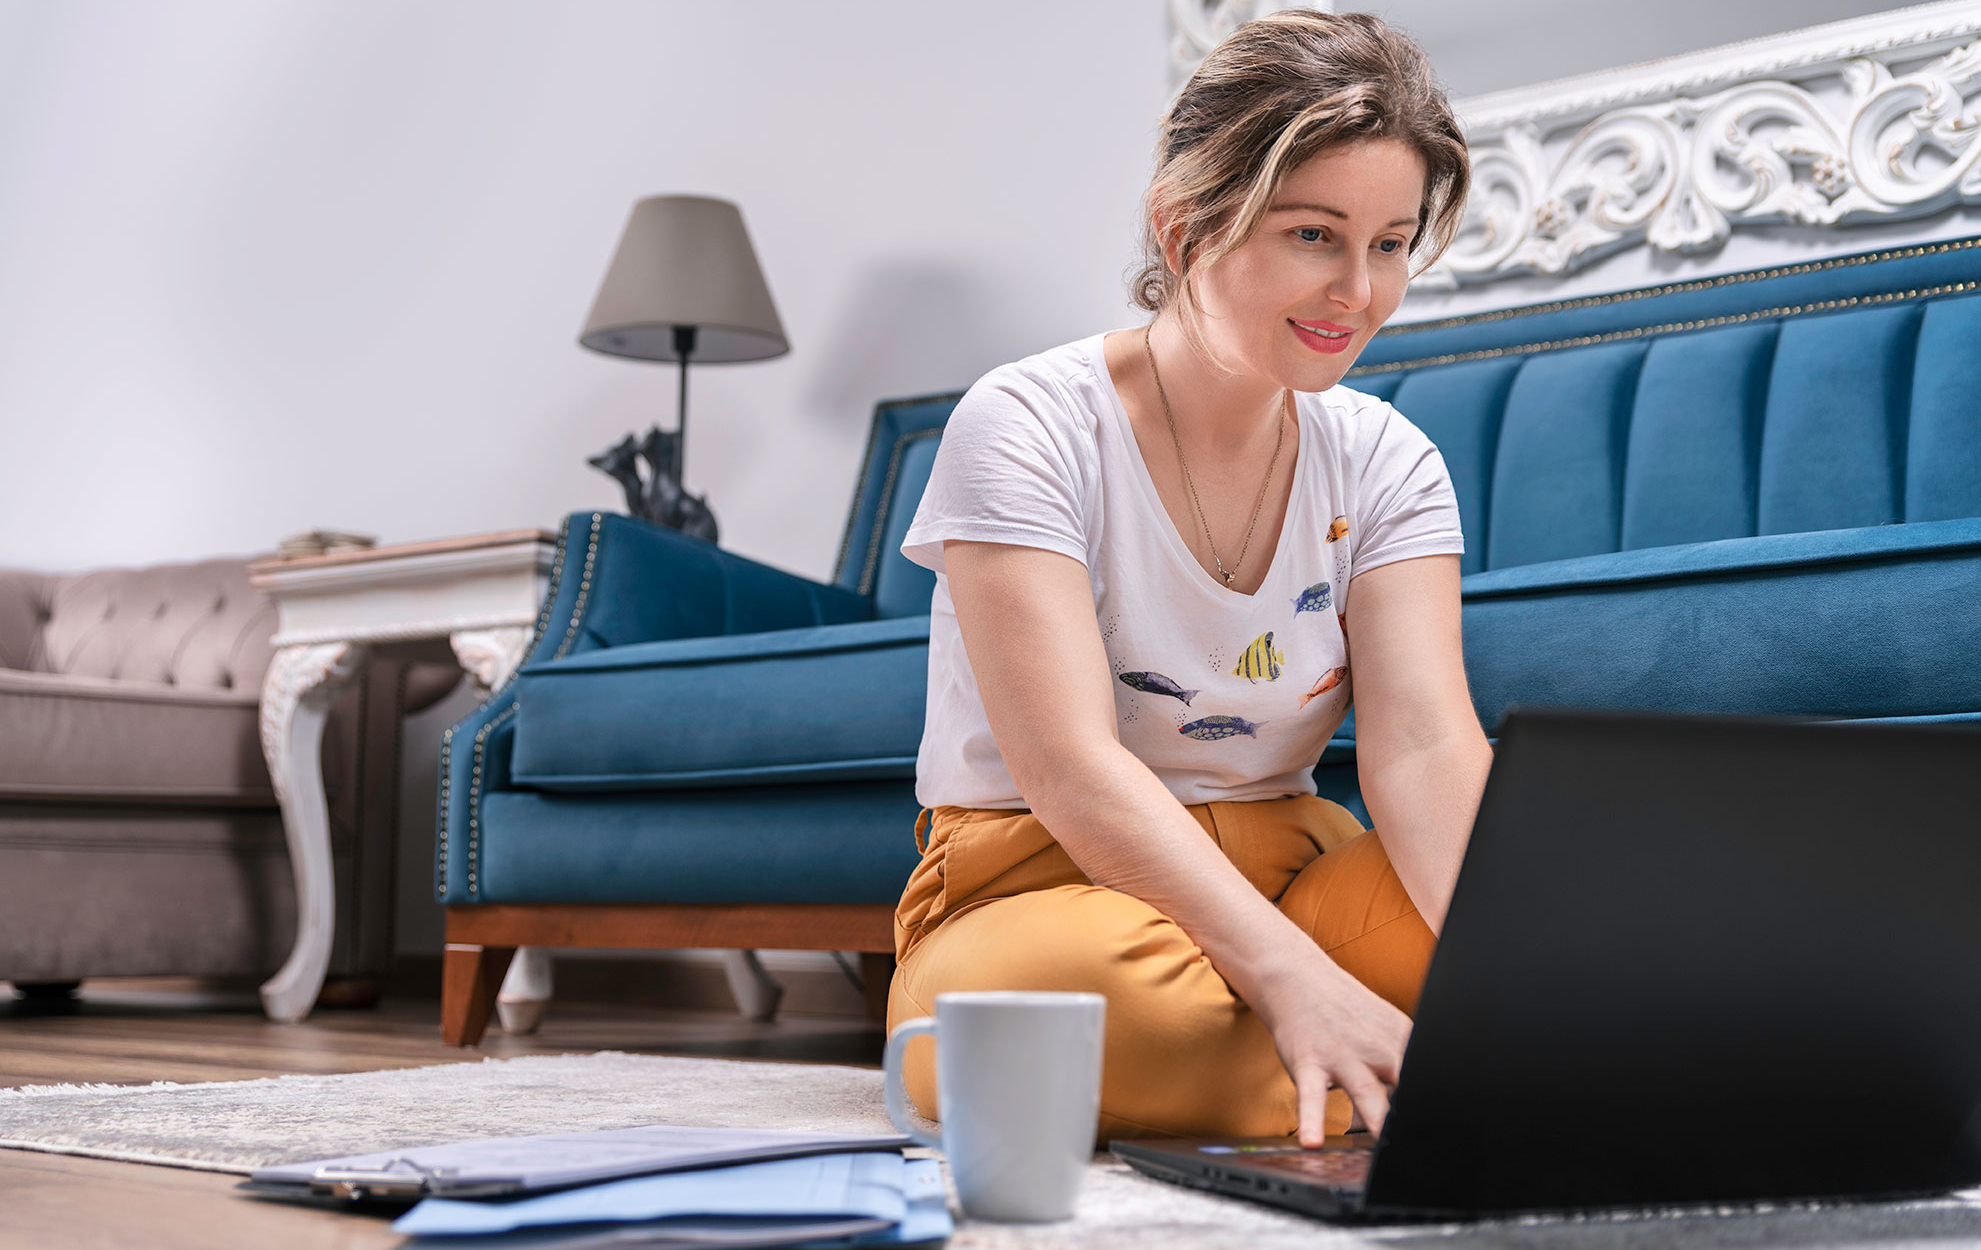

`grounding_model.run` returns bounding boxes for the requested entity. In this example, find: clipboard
[238,1123,913,1207]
